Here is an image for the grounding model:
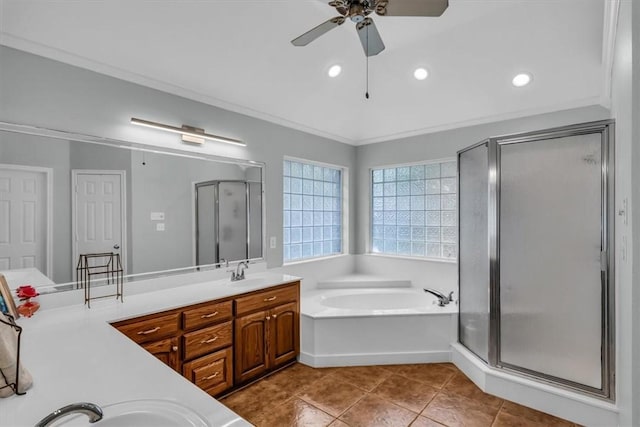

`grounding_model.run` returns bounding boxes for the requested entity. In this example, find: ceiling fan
[291,0,449,57]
